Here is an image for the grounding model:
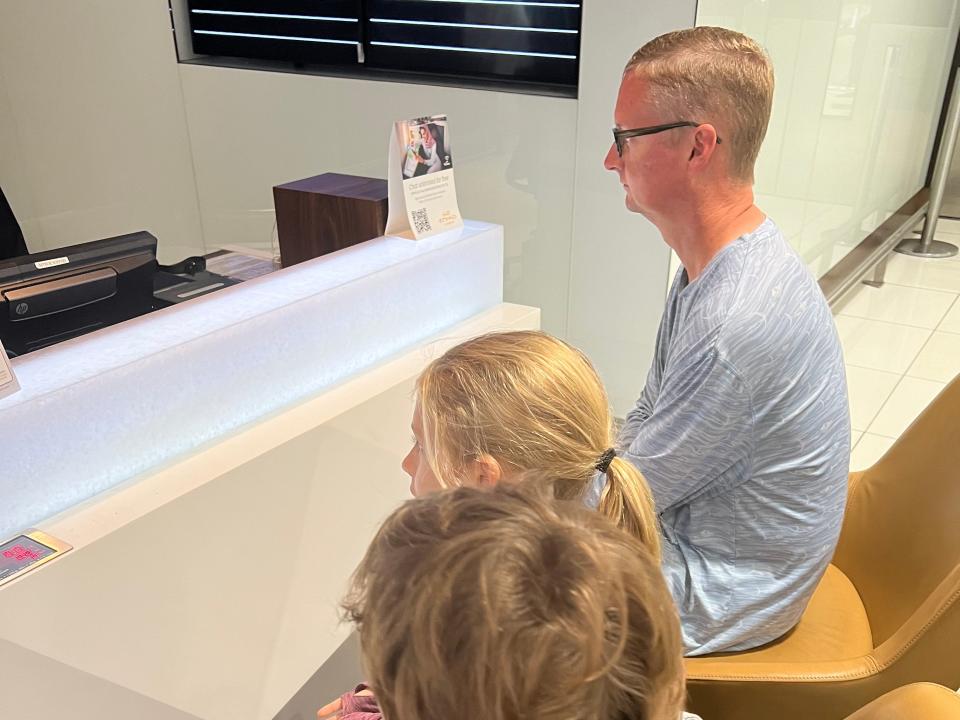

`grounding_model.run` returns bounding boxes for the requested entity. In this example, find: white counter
[0,221,540,719]
[0,221,503,540]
